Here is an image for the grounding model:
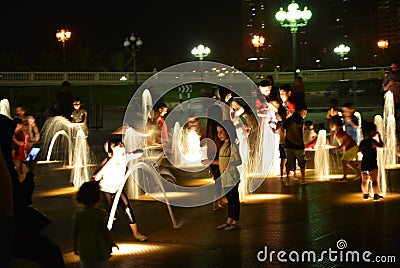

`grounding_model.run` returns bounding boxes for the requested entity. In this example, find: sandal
[217,222,231,229]
[224,224,241,231]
